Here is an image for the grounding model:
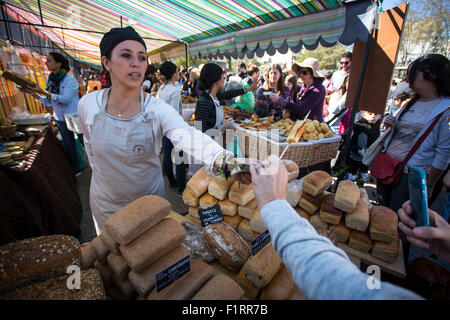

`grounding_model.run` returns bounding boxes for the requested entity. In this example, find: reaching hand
[247,79,261,92]
[269,94,280,103]
[398,200,450,264]
[249,155,288,209]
